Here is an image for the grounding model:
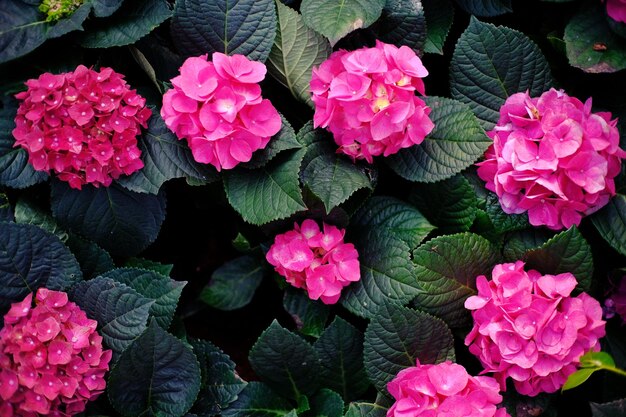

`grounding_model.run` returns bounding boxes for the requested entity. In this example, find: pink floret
[310,41,434,163]
[477,88,625,230]
[0,288,111,416]
[605,0,626,23]
[464,261,606,396]
[266,219,361,304]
